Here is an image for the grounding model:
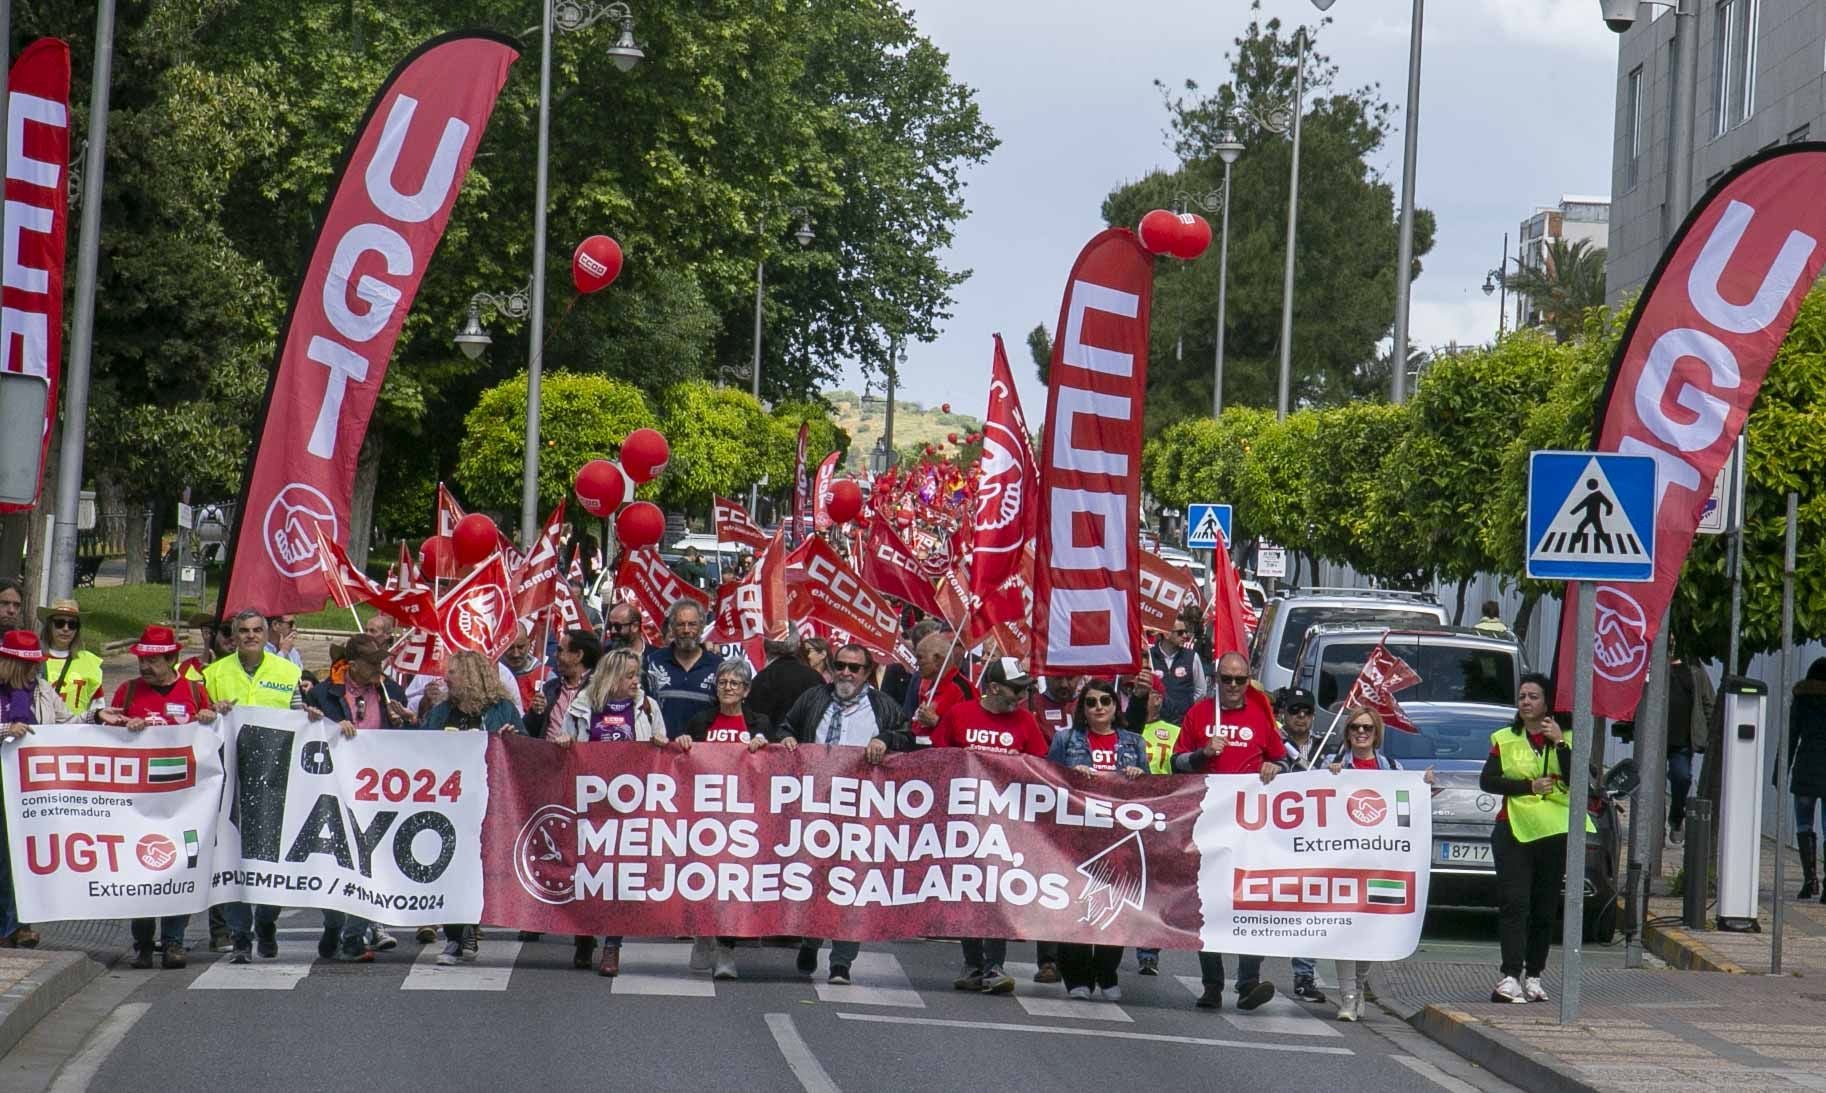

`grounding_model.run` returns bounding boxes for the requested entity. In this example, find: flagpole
[1313,706,1347,765]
